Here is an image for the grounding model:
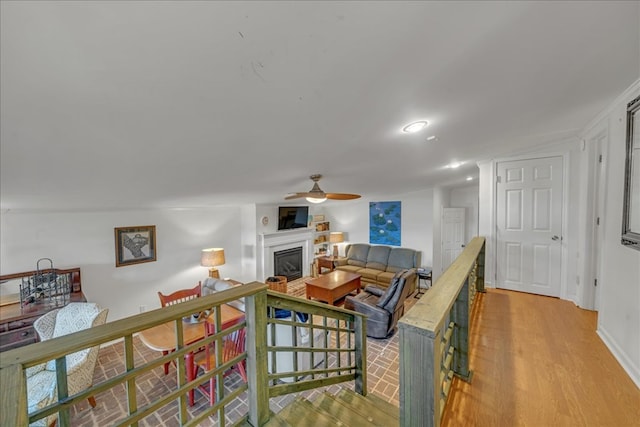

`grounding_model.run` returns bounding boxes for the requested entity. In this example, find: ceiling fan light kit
[306,196,327,204]
[285,174,361,203]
